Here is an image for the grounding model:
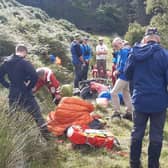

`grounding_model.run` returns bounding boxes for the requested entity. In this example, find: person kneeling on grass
[33,67,61,105]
